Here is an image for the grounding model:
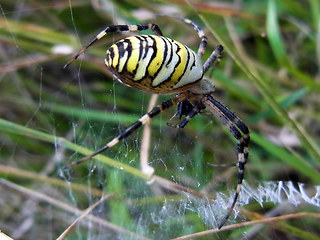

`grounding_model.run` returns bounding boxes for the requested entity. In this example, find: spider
[64,17,250,229]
